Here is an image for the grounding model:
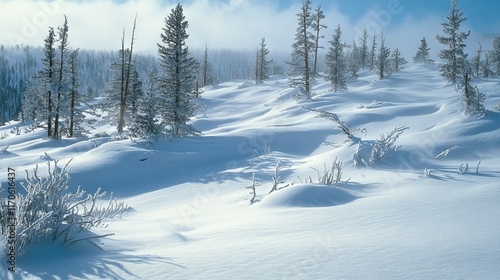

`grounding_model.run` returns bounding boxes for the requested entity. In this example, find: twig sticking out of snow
[435,146,460,159]
[476,160,481,174]
[458,162,469,174]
